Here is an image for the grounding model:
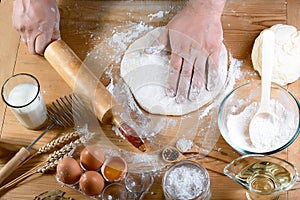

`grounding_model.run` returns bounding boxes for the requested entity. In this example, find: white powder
[84,16,245,172]
[164,165,207,199]
[108,22,154,63]
[227,99,296,152]
[105,65,114,93]
[148,10,170,21]
[198,53,243,120]
[176,138,193,152]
